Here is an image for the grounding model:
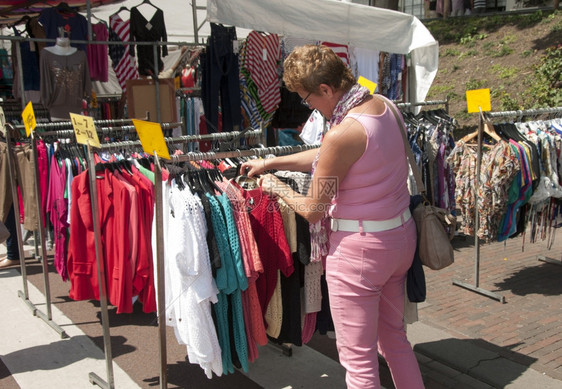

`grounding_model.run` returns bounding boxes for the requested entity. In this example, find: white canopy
[207,0,439,104]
